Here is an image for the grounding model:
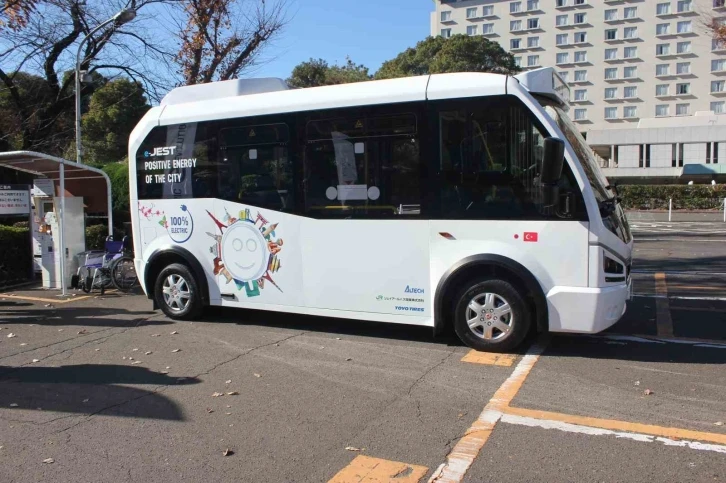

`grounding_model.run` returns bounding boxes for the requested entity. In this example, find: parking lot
[1,222,725,482]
